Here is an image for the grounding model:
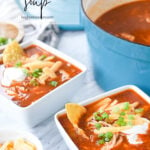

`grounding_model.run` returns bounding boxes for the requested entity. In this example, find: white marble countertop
[0,31,104,150]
